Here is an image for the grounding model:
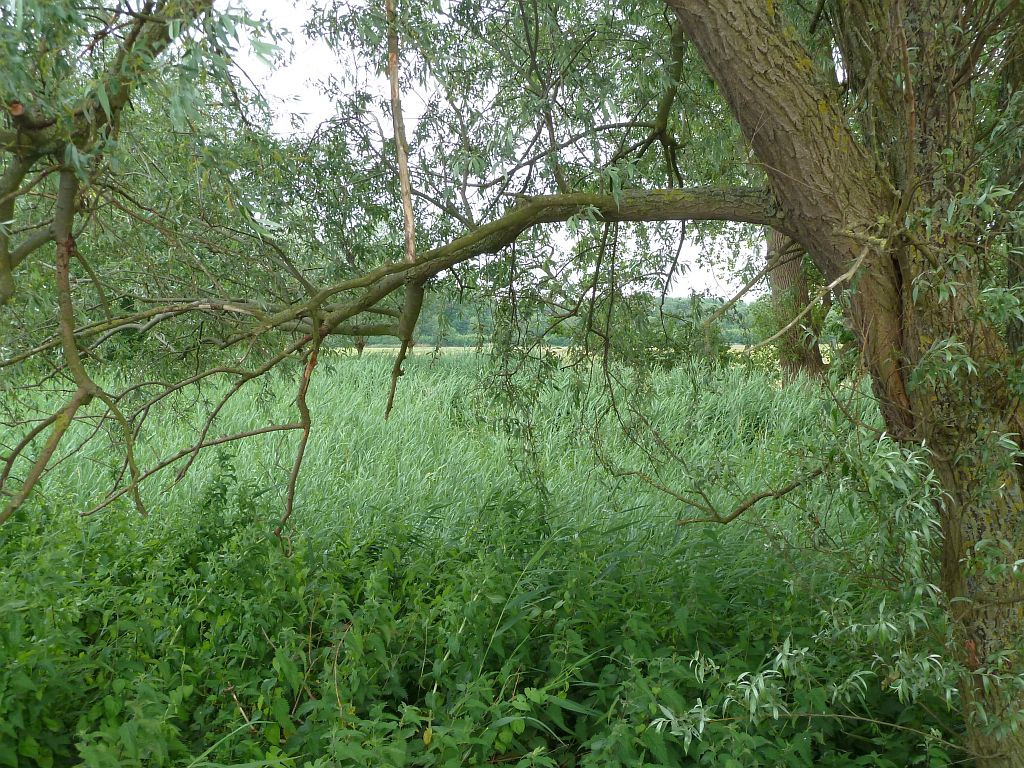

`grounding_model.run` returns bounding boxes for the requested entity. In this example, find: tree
[2,1,1023,763]
[764,228,826,381]
[667,4,1024,762]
